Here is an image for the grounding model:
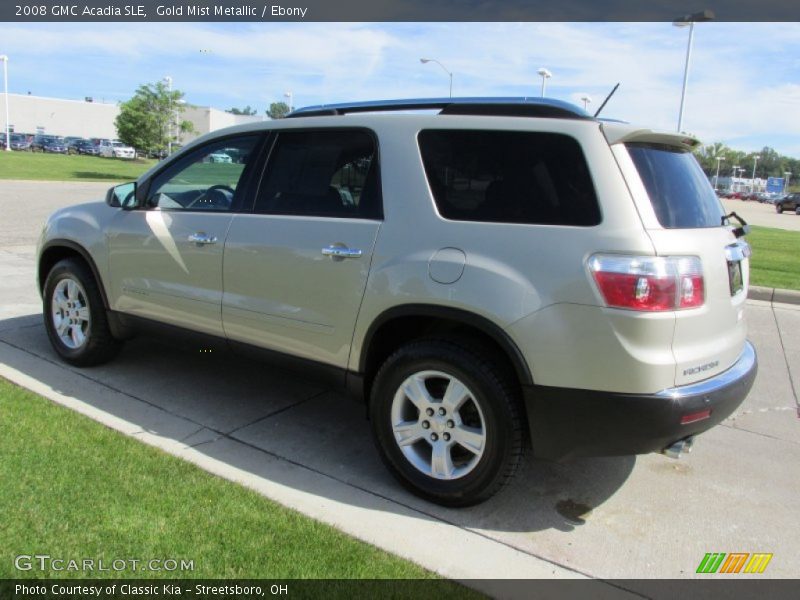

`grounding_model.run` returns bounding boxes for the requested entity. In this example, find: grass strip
[0,378,442,581]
